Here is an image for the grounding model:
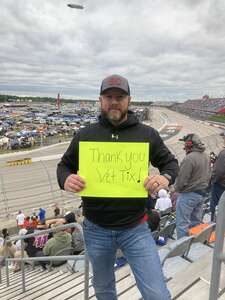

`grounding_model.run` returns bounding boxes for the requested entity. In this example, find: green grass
[208,115,225,123]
